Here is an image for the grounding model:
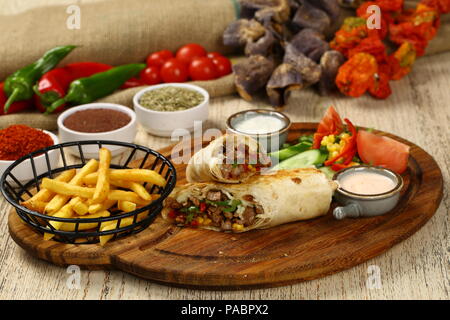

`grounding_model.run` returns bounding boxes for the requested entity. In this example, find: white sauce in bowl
[339,172,397,195]
[233,114,286,134]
